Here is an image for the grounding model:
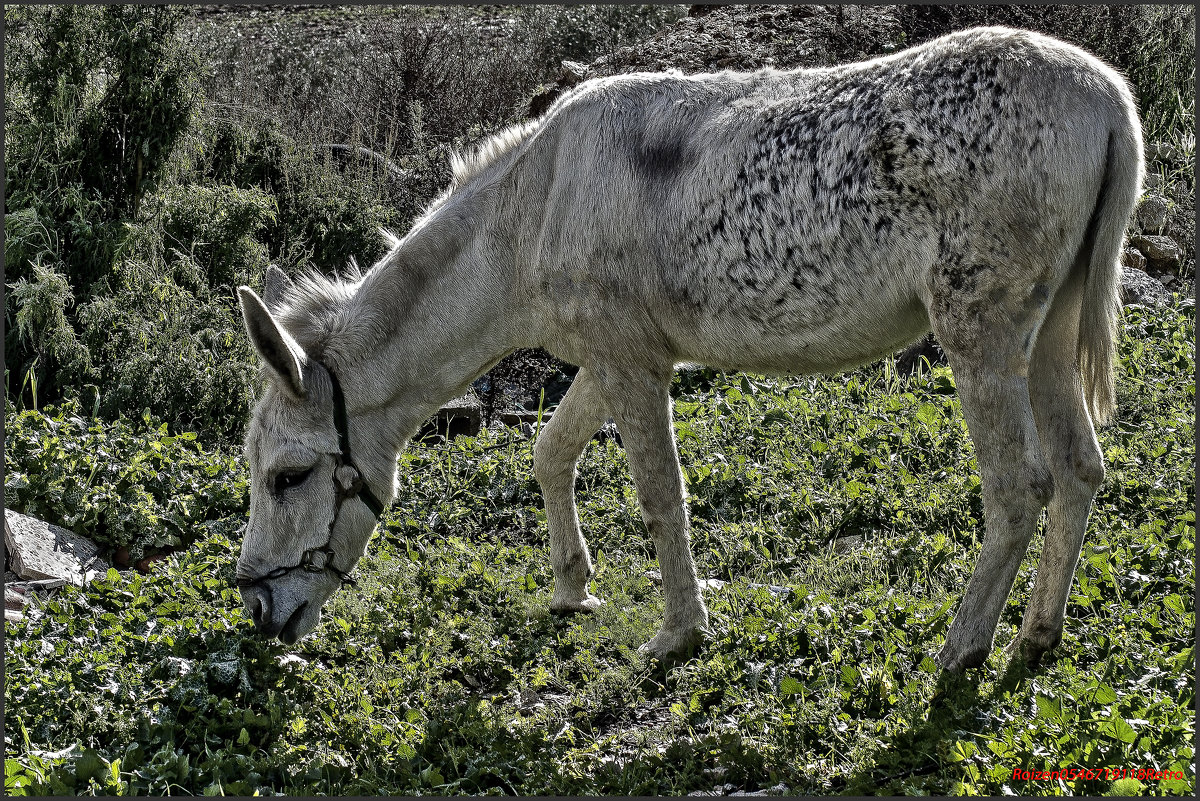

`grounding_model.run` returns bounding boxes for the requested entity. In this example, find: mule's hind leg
[534,368,609,613]
[929,279,1054,671]
[594,362,708,660]
[1015,273,1105,665]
